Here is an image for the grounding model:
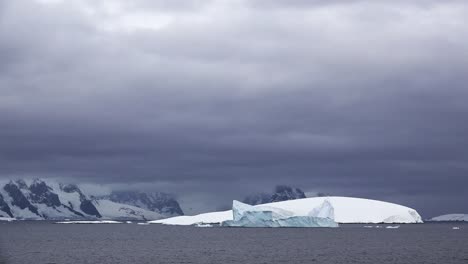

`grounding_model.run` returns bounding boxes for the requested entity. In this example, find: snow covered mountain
[0,179,183,220]
[429,214,468,222]
[243,185,306,205]
[151,196,423,225]
[102,191,183,216]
